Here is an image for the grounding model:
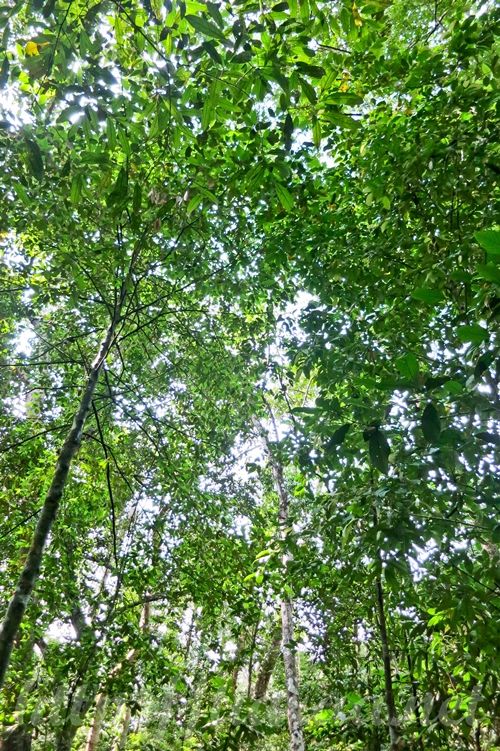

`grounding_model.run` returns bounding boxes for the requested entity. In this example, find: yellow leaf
[352,3,363,26]
[25,41,39,56]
